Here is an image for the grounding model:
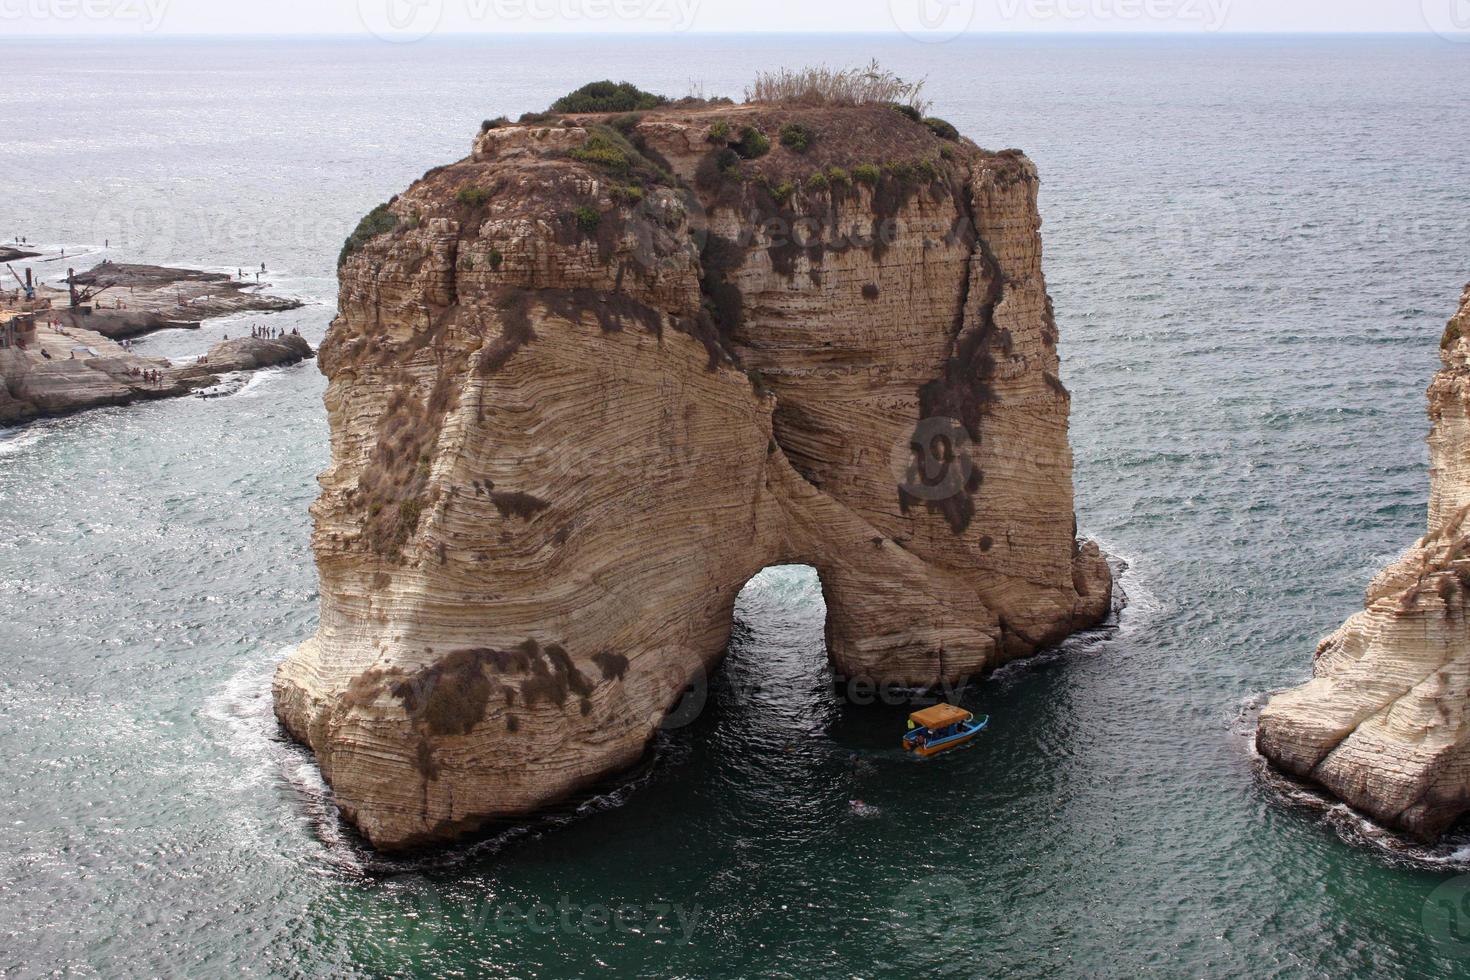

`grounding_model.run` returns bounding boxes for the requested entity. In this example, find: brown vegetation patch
[538,288,664,335]
[477,289,537,379]
[356,375,451,558]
